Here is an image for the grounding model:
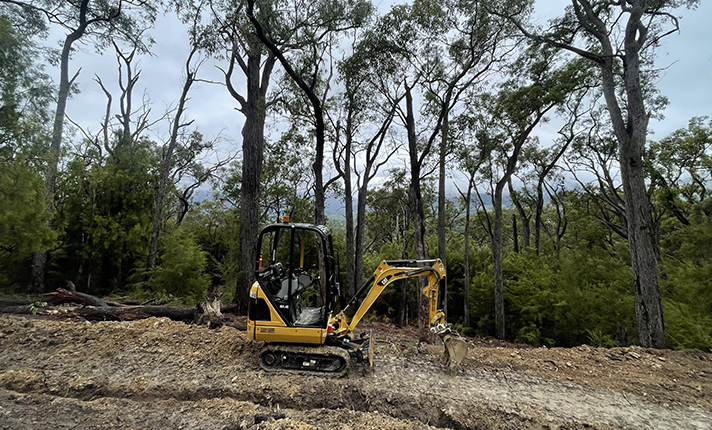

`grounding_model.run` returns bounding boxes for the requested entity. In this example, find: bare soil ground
[0,314,710,429]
